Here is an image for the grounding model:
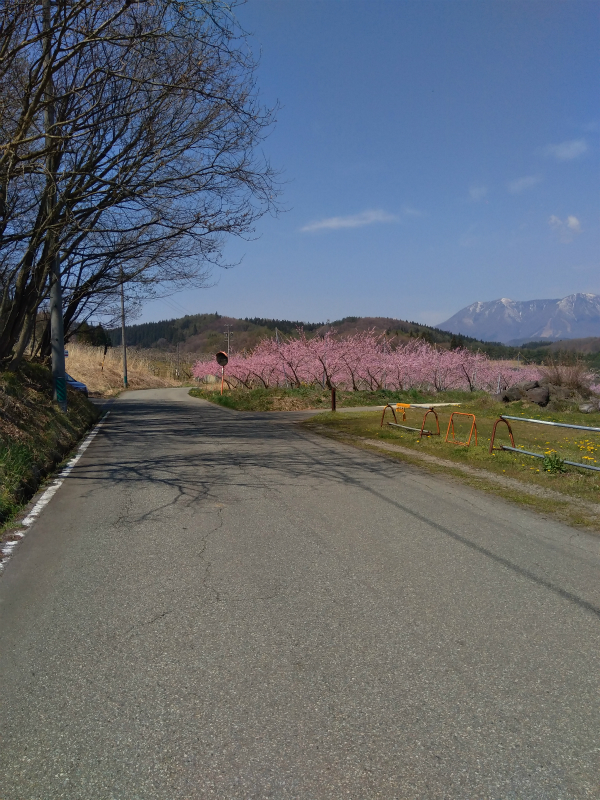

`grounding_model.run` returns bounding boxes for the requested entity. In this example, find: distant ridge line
[99,310,600,364]
[441,293,600,345]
